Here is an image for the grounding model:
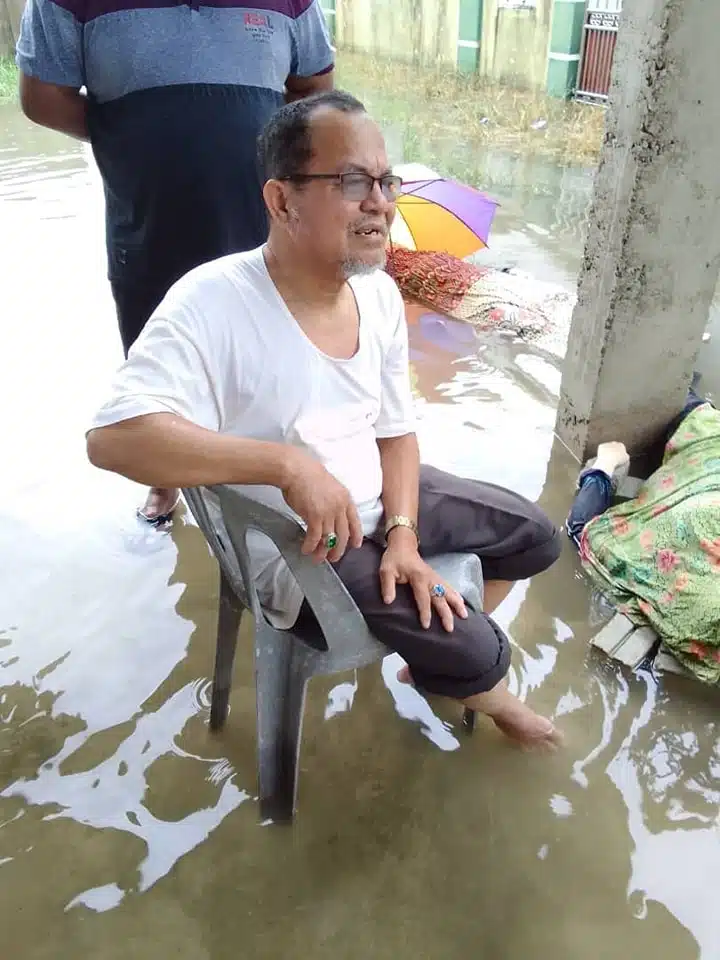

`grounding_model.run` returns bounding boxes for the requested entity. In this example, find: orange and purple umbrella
[392,178,499,260]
